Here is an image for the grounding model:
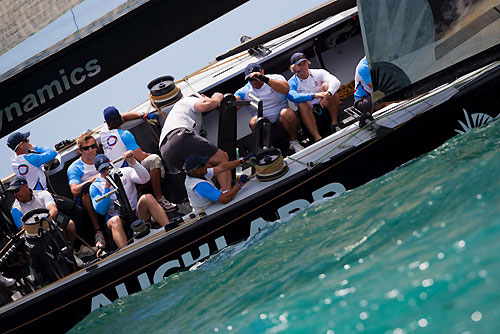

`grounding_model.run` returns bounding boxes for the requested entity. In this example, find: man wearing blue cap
[235,63,304,153]
[7,131,57,190]
[100,106,177,213]
[90,151,170,249]
[287,52,342,141]
[183,154,253,213]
